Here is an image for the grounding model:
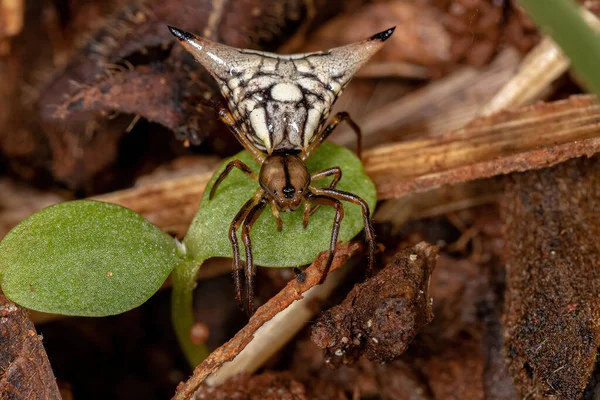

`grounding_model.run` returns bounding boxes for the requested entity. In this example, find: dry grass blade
[479,9,600,116]
[478,36,568,116]
[366,95,600,199]
[172,242,360,400]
